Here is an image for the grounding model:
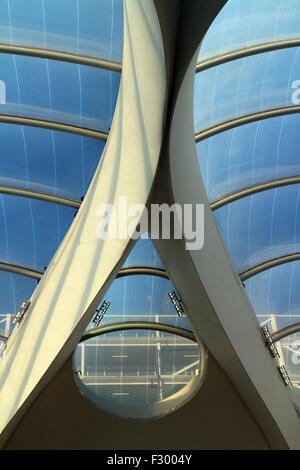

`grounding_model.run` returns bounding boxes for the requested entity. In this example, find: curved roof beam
[240,253,300,282]
[80,321,197,343]
[271,322,300,343]
[0,43,122,73]
[0,115,108,141]
[210,176,300,211]
[117,266,168,279]
[0,261,43,280]
[0,185,81,209]
[195,106,300,143]
[0,263,168,283]
[196,38,300,73]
